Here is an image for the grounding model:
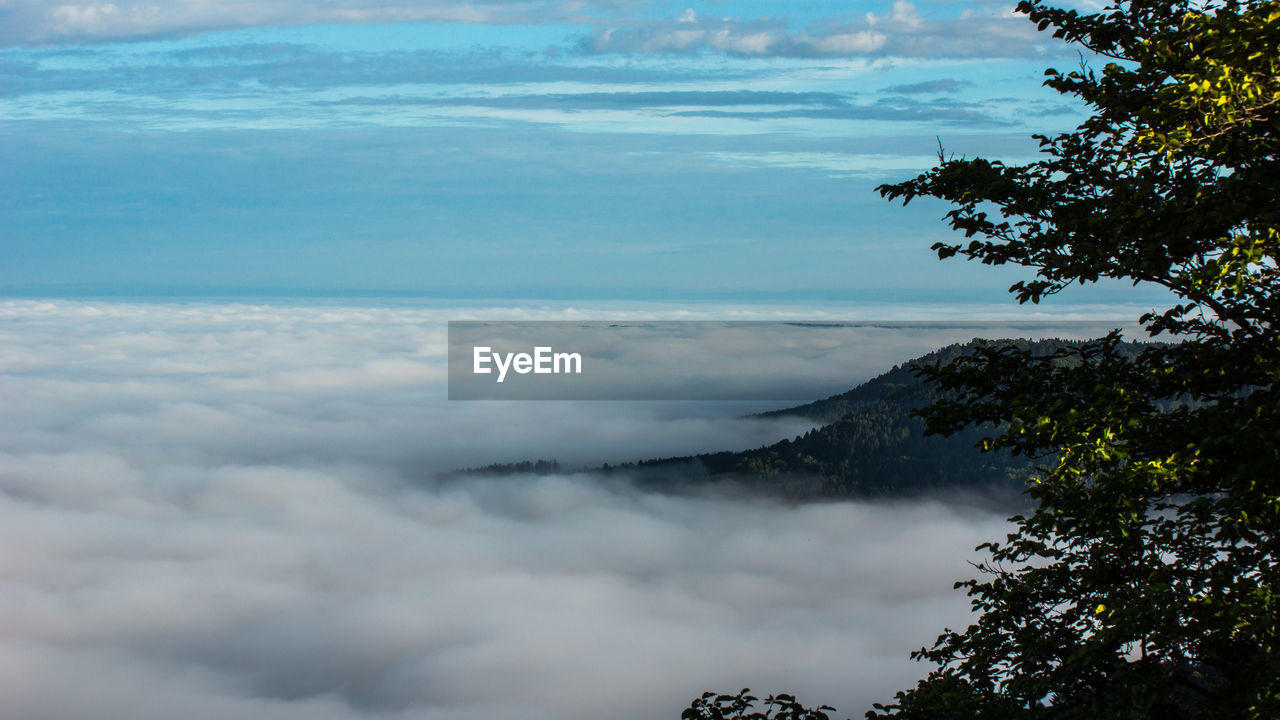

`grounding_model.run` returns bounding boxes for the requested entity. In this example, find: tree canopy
[686,0,1278,718]
[867,0,1280,717]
